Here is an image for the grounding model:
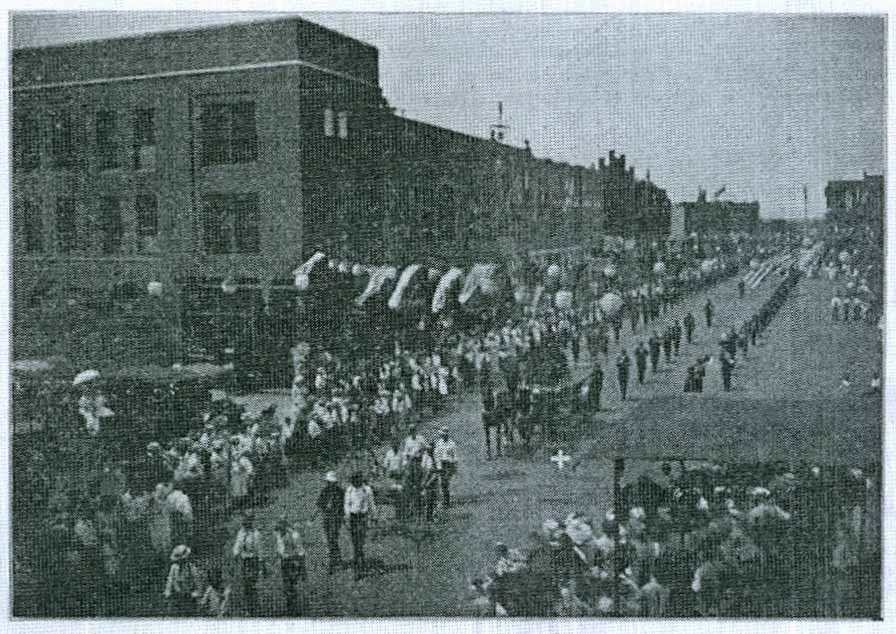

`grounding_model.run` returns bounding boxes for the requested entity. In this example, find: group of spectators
[470,461,878,617]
